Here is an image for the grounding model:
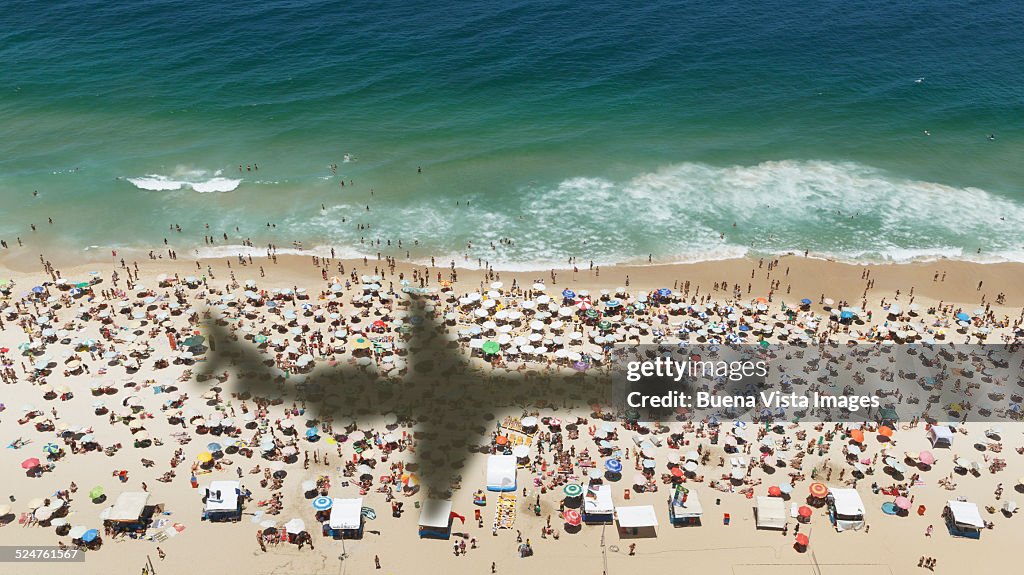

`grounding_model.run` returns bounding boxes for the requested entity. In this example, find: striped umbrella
[43,443,60,454]
[563,484,584,498]
[564,508,582,526]
[312,496,333,511]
